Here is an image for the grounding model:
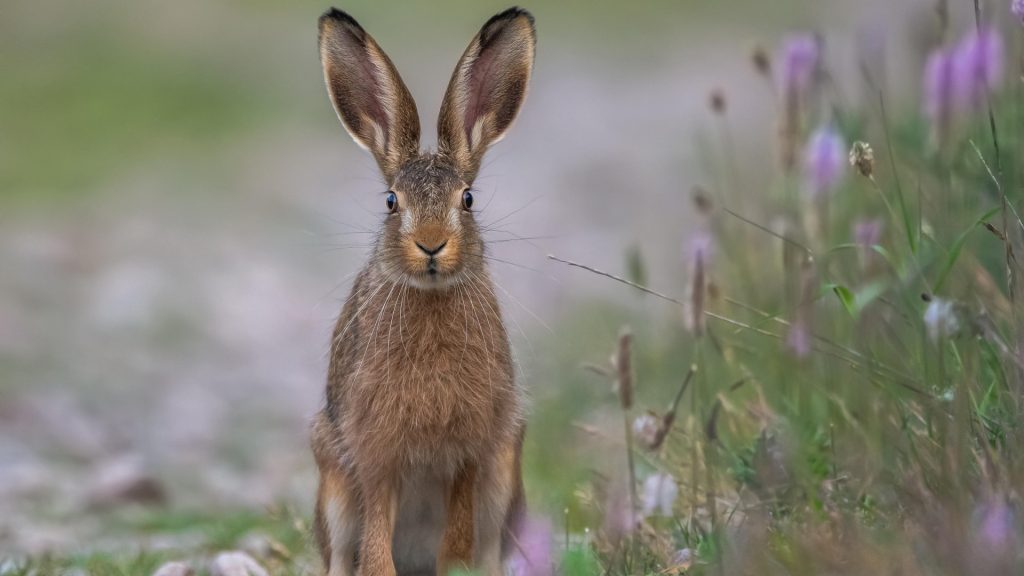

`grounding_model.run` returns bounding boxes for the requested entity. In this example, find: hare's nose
[415,240,448,257]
